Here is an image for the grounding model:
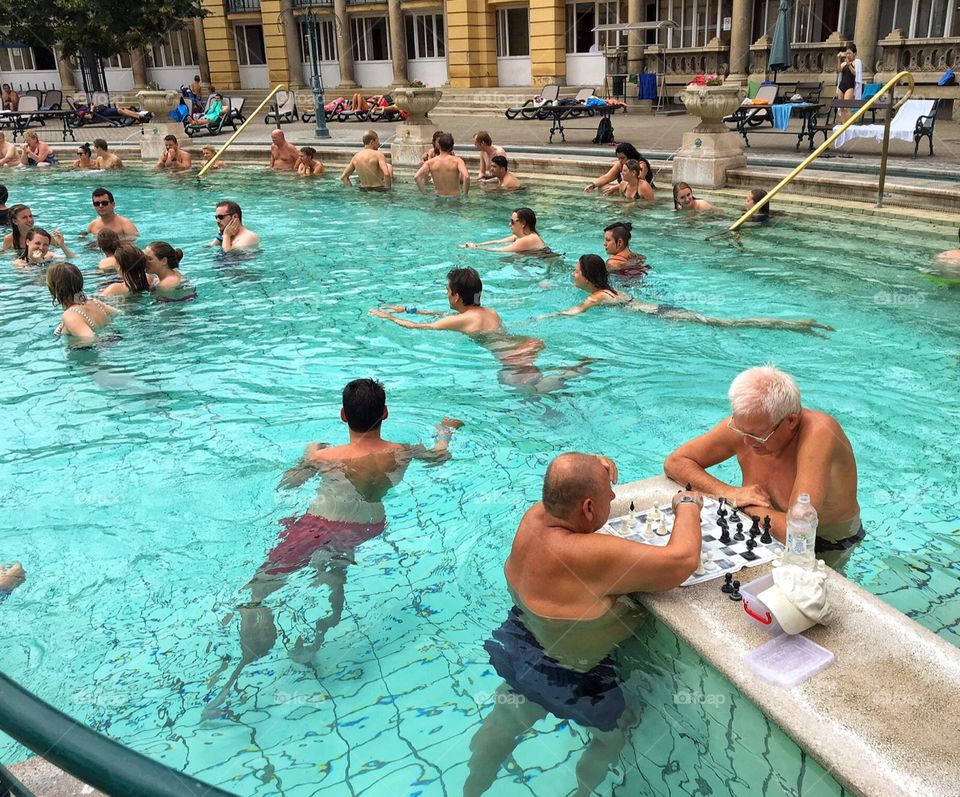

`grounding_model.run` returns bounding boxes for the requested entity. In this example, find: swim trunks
[484,606,625,732]
[262,514,386,575]
[815,524,865,553]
